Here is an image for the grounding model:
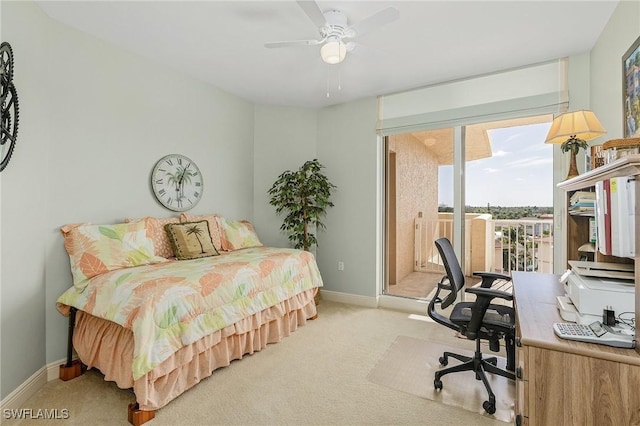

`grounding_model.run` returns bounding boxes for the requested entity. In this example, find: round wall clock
[151,154,203,211]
